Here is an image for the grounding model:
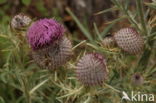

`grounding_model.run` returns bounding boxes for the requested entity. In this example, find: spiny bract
[76,53,108,86]
[32,36,73,70]
[114,27,144,55]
